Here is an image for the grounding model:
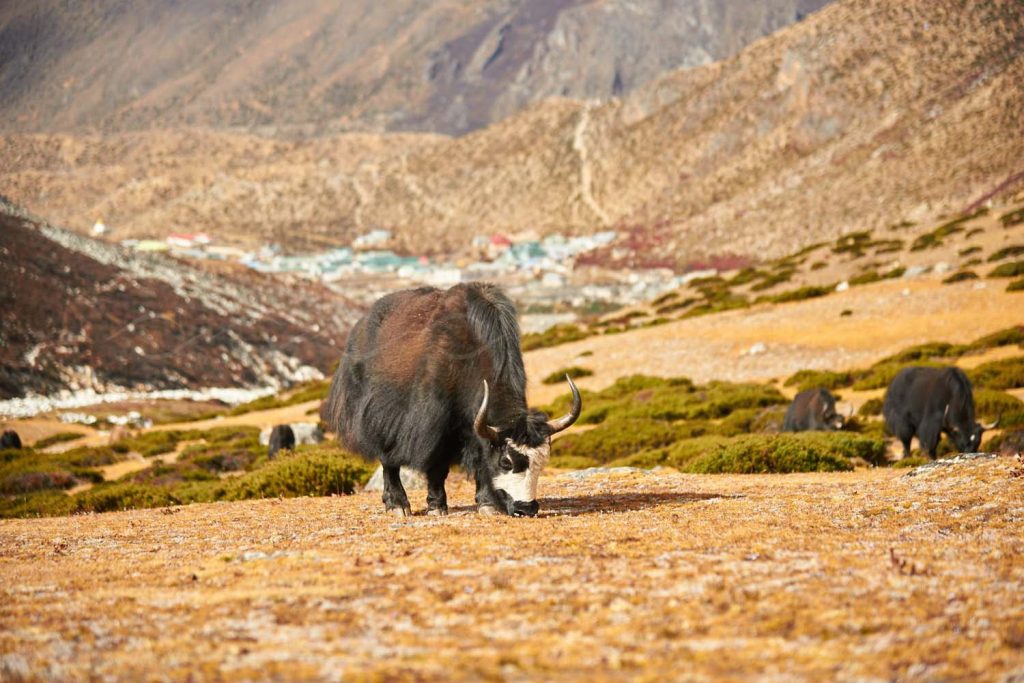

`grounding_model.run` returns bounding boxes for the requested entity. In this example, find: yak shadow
[414,492,731,518]
[539,491,736,518]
